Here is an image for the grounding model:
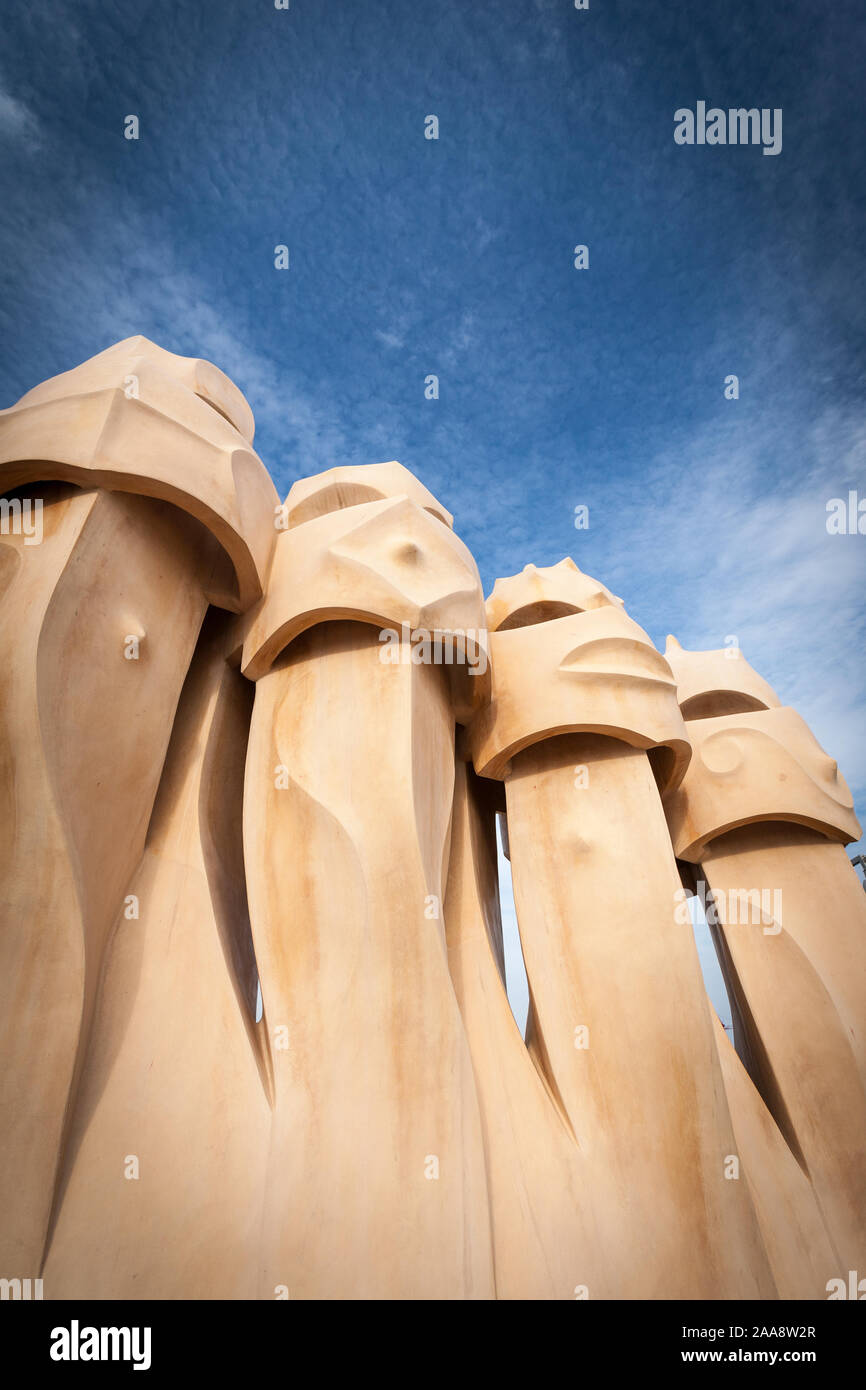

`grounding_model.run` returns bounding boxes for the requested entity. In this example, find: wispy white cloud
[0,84,39,146]
[374,327,405,349]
